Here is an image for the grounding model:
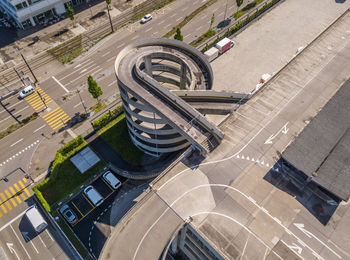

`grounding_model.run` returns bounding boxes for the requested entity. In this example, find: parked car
[103,171,121,190]
[59,205,77,224]
[19,85,35,99]
[141,14,152,24]
[25,205,48,233]
[84,185,103,207]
